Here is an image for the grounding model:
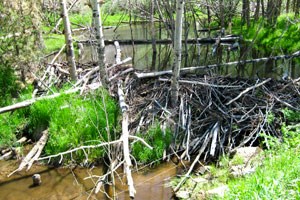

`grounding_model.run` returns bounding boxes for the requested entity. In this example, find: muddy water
[0,160,177,200]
